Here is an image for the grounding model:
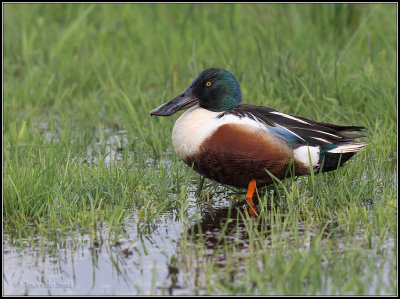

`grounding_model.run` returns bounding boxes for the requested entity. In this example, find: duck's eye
[205,81,212,87]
